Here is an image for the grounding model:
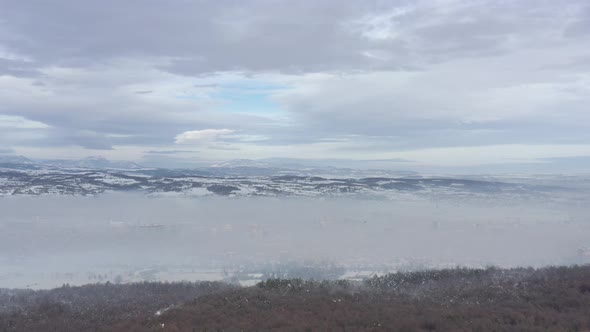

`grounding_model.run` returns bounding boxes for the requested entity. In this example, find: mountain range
[0,155,142,169]
[0,155,417,178]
